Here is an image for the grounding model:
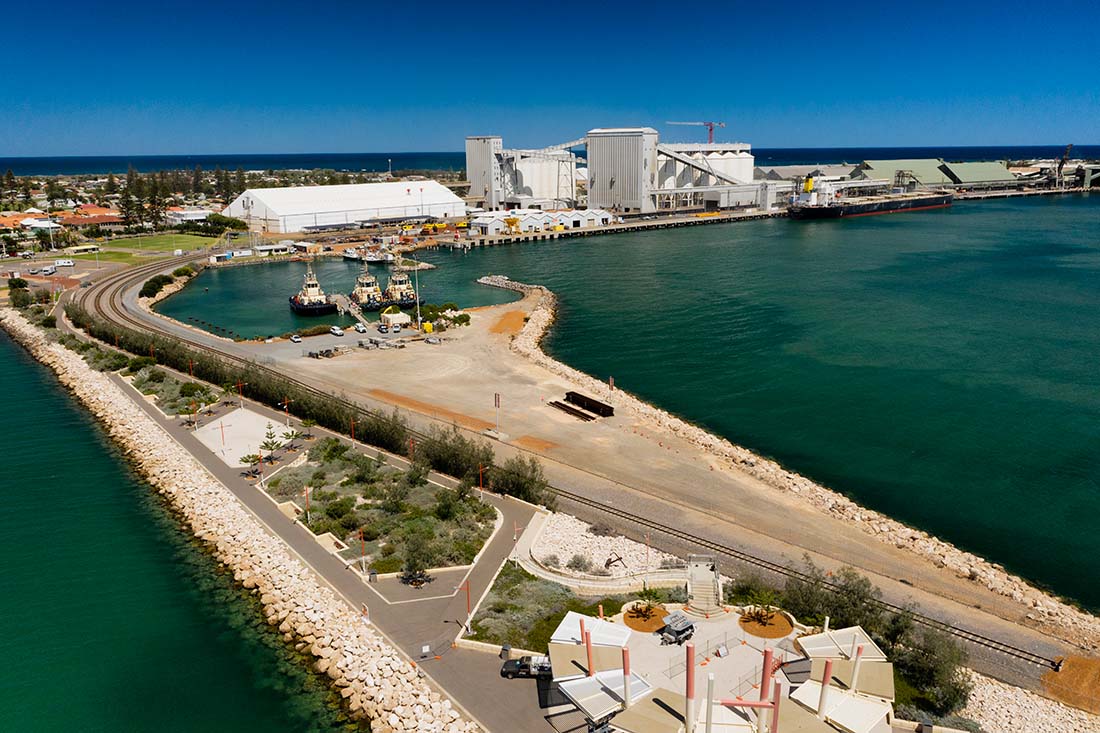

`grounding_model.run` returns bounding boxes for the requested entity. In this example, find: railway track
[71,258,1061,671]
